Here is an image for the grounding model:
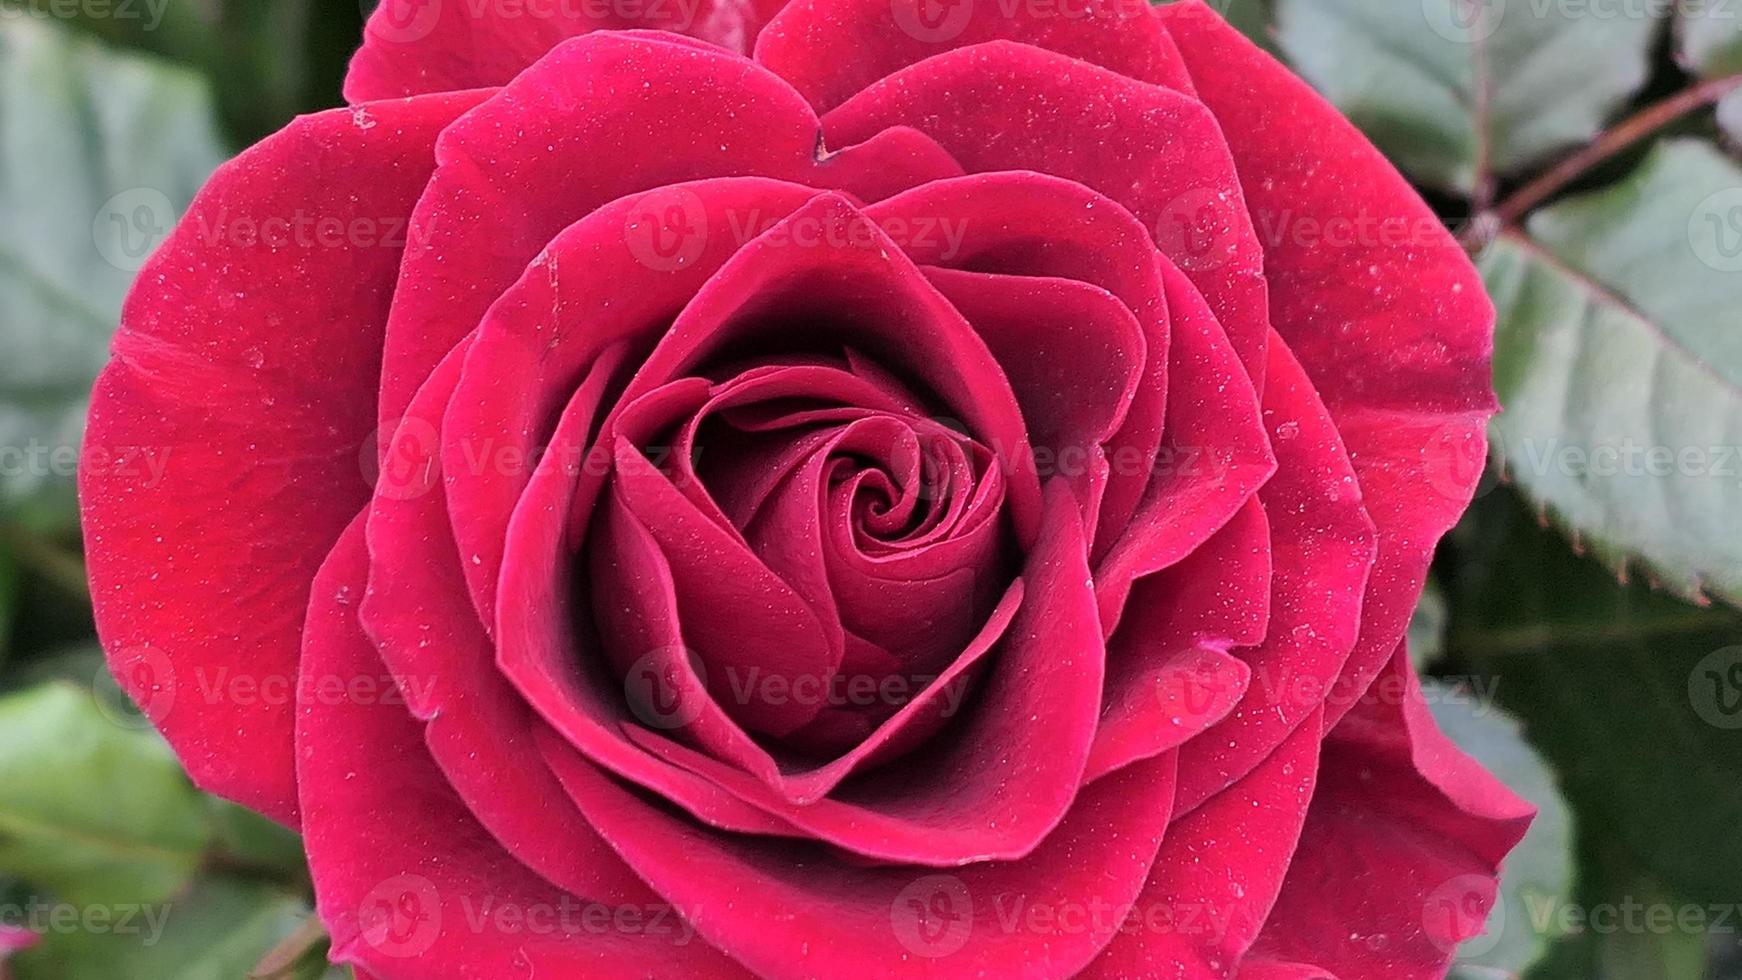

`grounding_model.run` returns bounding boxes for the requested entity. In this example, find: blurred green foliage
[0,3,359,974]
